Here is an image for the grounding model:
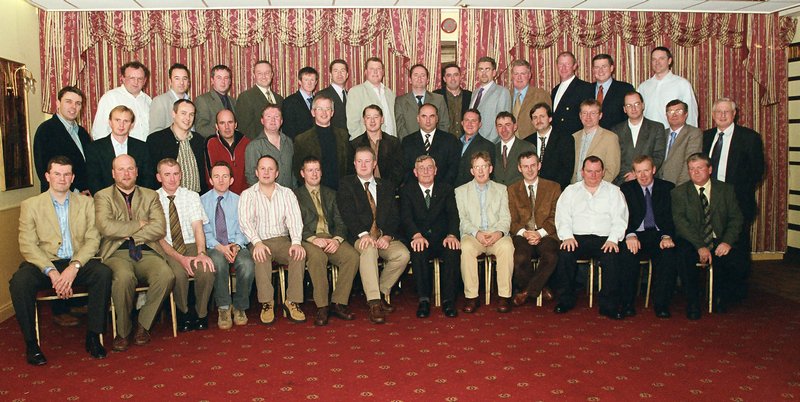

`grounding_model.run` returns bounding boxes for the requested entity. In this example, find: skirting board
[0,301,14,323]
